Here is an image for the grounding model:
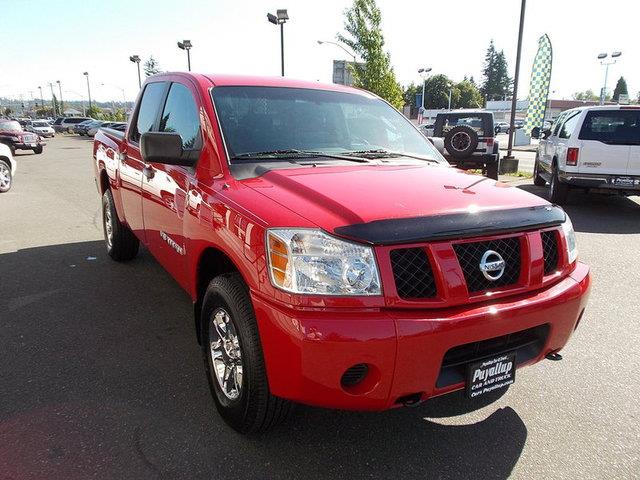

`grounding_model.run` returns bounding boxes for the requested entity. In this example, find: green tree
[572,89,599,101]
[403,82,420,107]
[422,74,458,109]
[3,107,12,117]
[52,94,61,117]
[454,80,483,108]
[612,76,628,102]
[337,0,403,109]
[86,105,103,119]
[480,40,512,101]
[144,56,161,77]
